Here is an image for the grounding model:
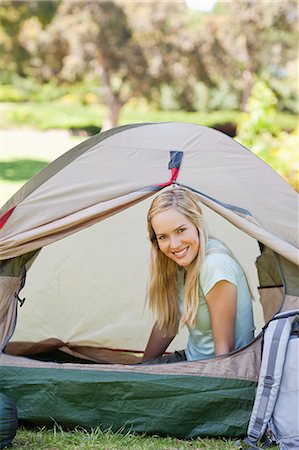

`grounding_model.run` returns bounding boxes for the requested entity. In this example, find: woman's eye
[158,235,165,240]
[178,228,186,233]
